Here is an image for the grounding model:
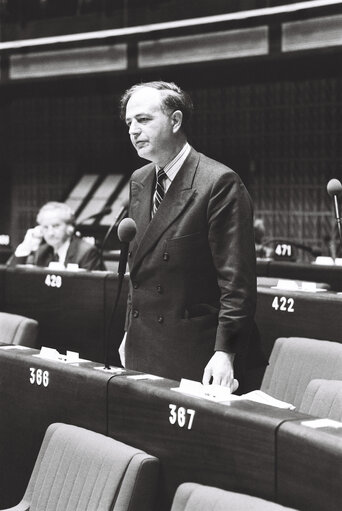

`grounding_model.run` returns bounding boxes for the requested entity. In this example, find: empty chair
[170,483,298,511]
[1,422,159,511]
[0,311,38,347]
[300,378,342,421]
[260,337,342,409]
